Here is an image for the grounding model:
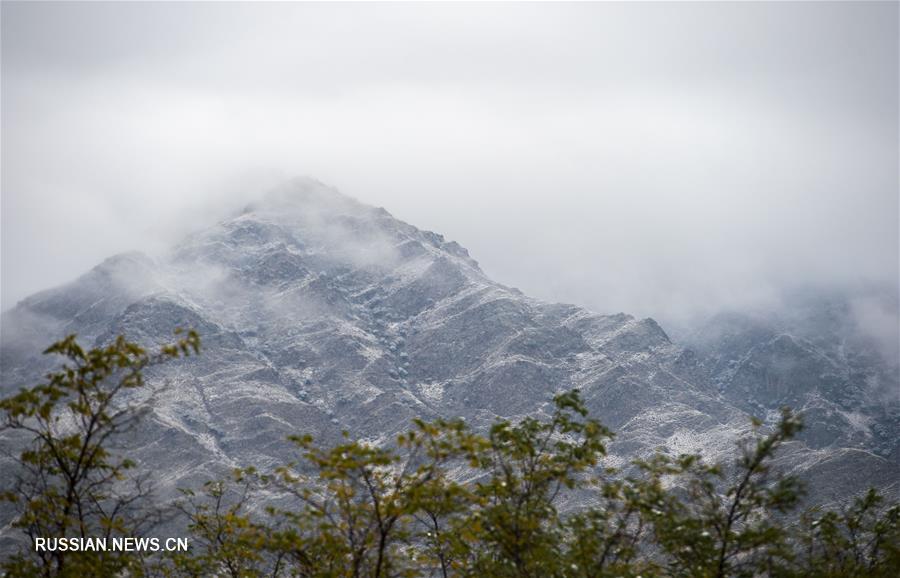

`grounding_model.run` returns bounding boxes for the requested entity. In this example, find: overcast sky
[2,1,898,328]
